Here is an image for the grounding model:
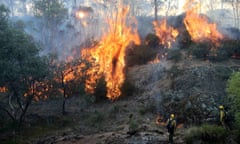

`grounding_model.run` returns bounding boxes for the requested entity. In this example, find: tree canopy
[0,4,49,124]
[226,71,240,111]
[33,0,67,26]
